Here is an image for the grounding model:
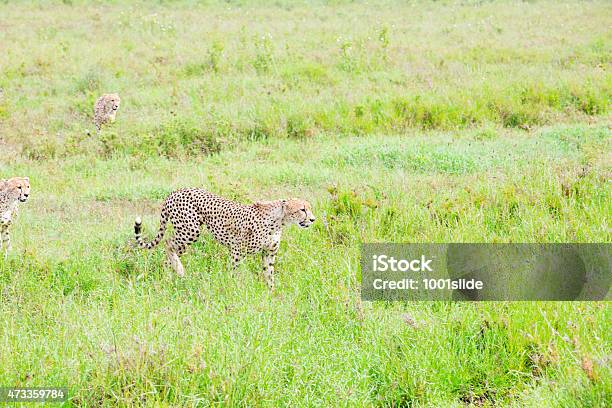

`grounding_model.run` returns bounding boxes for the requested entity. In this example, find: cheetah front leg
[229,248,243,276]
[1,223,11,258]
[262,242,279,290]
[94,120,101,135]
